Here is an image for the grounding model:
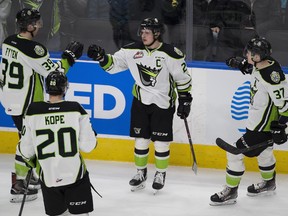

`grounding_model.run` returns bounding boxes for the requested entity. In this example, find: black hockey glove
[226,56,252,75]
[87,44,106,61]
[62,41,84,66]
[270,121,287,145]
[177,92,192,119]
